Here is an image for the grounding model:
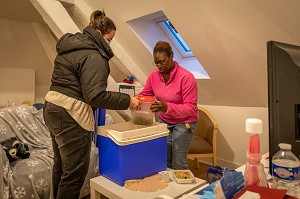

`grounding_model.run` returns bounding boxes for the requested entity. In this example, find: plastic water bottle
[272,143,300,197]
